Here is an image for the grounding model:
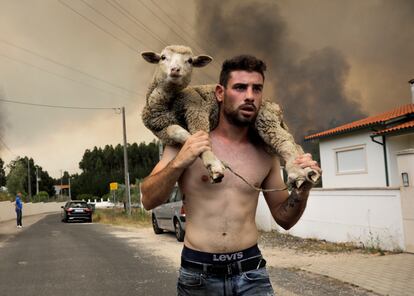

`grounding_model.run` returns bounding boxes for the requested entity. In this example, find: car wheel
[88,217,93,223]
[174,219,185,242]
[152,214,163,234]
